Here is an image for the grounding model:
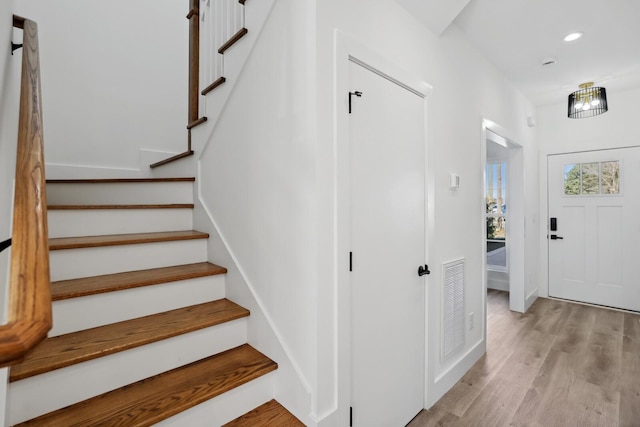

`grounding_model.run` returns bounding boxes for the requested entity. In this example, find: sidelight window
[486,163,507,269]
